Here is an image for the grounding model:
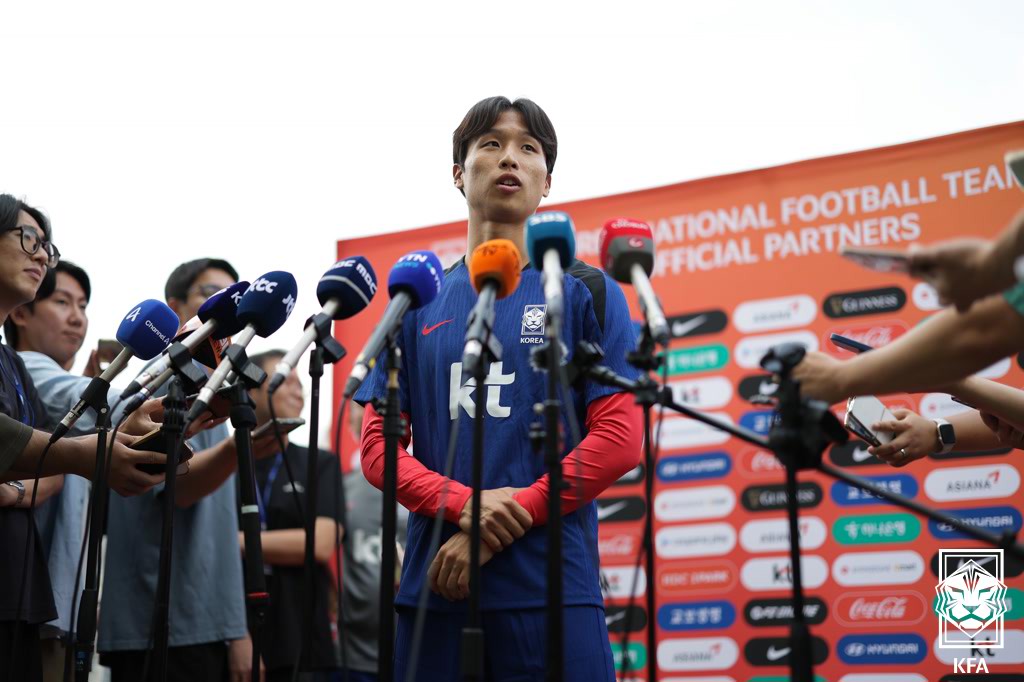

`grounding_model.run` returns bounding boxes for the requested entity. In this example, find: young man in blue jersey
[355,96,643,681]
